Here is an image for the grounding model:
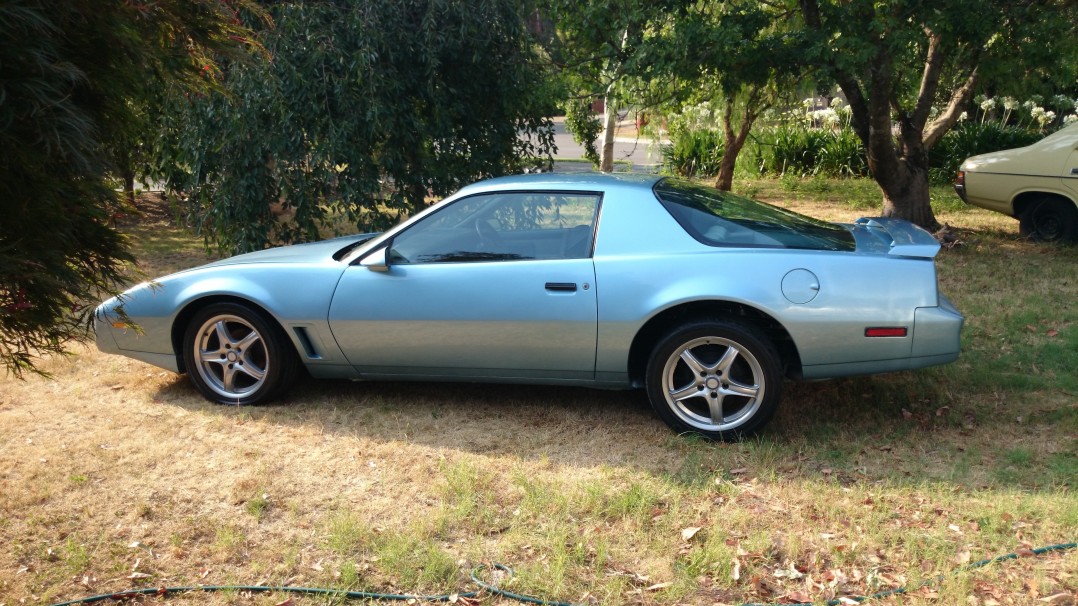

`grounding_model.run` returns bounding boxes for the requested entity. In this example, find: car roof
[457,172,664,196]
